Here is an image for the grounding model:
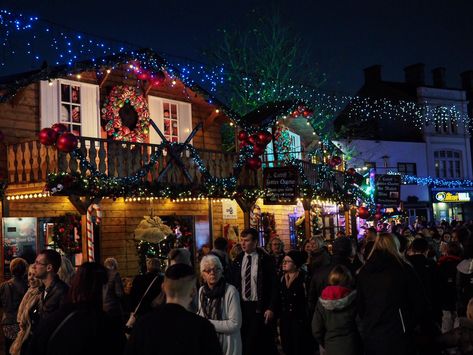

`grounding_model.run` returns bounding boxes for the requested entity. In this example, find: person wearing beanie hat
[286,250,305,269]
[126,263,222,355]
[278,251,313,355]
